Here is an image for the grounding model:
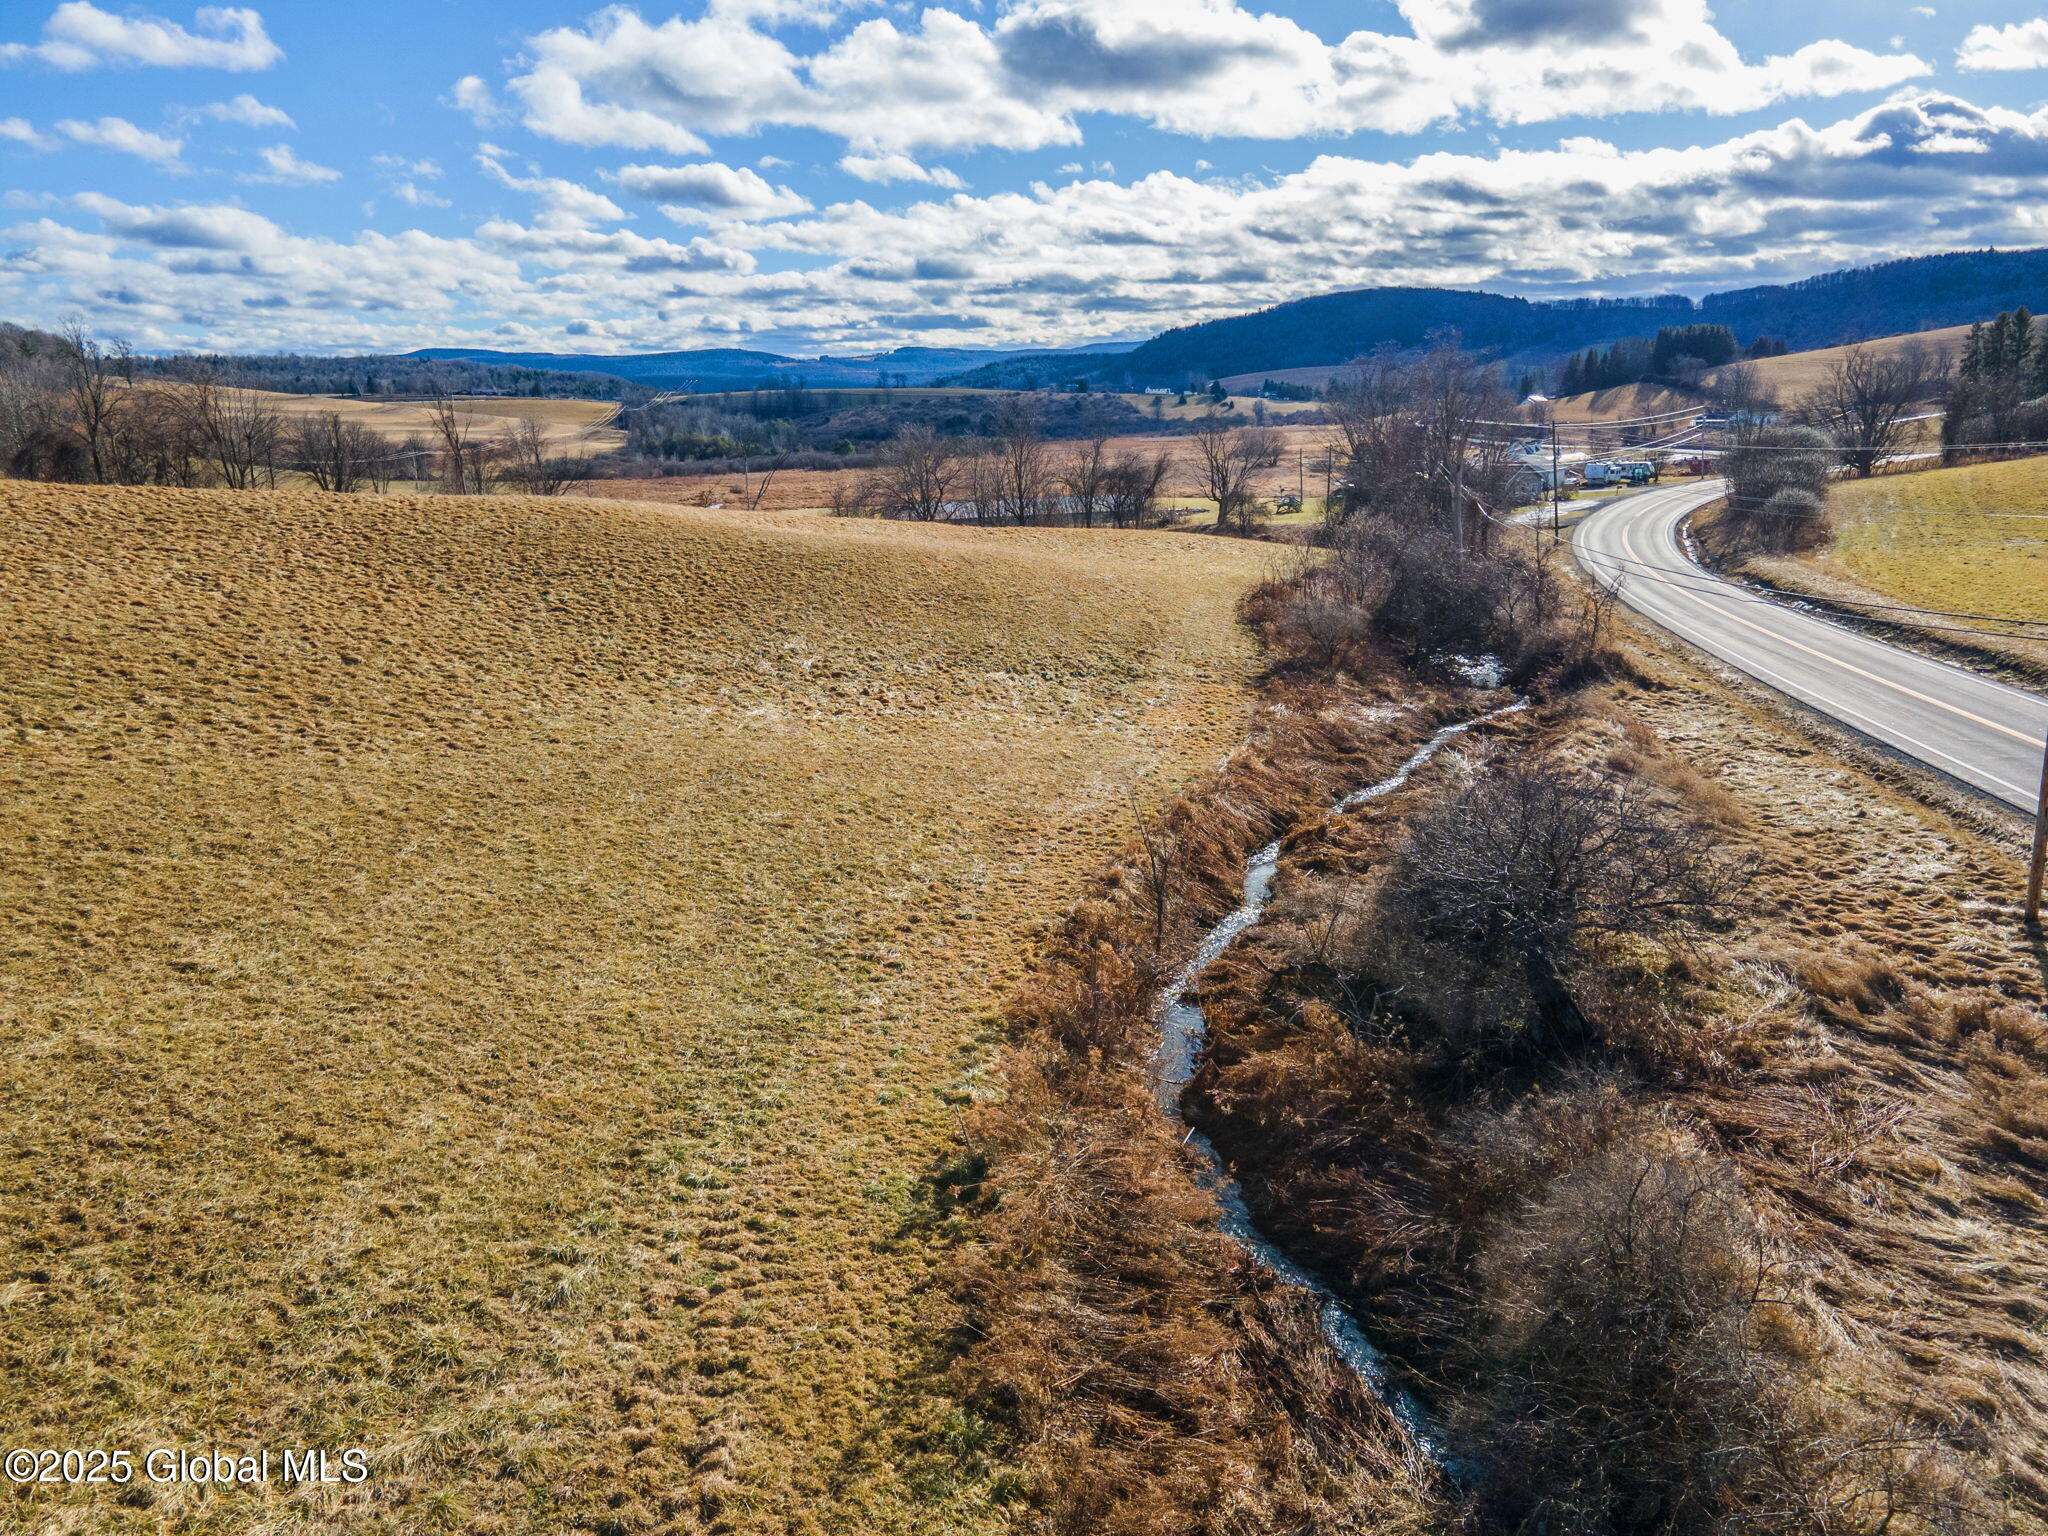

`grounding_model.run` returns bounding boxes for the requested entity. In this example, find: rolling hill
[0,481,1271,1534]
[948,247,2048,390]
[409,340,1134,391]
